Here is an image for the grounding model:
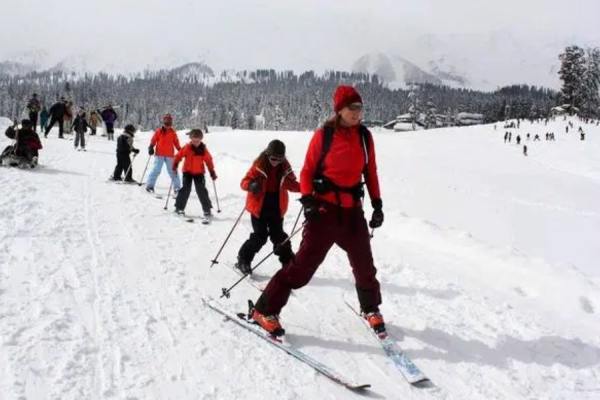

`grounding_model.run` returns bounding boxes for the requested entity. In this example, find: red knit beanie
[333,85,363,113]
